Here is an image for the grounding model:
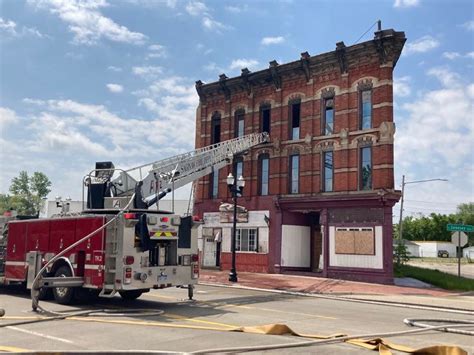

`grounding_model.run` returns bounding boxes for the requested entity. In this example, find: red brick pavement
[199,270,455,297]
